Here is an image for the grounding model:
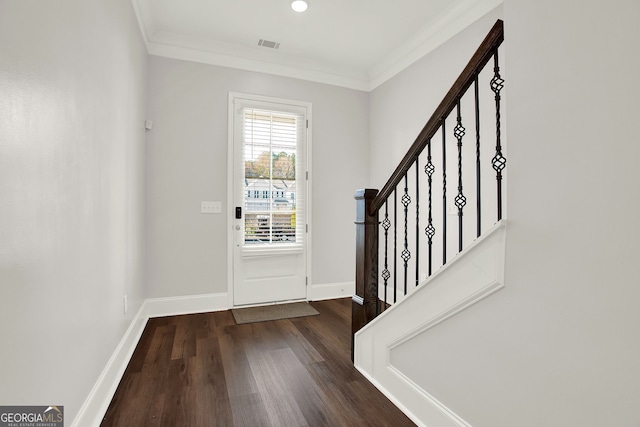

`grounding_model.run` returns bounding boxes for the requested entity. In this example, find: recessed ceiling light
[291,0,308,12]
